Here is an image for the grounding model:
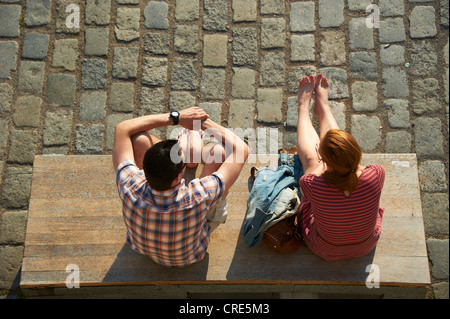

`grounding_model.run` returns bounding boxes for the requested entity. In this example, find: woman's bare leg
[297,76,322,175]
[200,142,226,178]
[314,74,340,139]
[131,132,162,170]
